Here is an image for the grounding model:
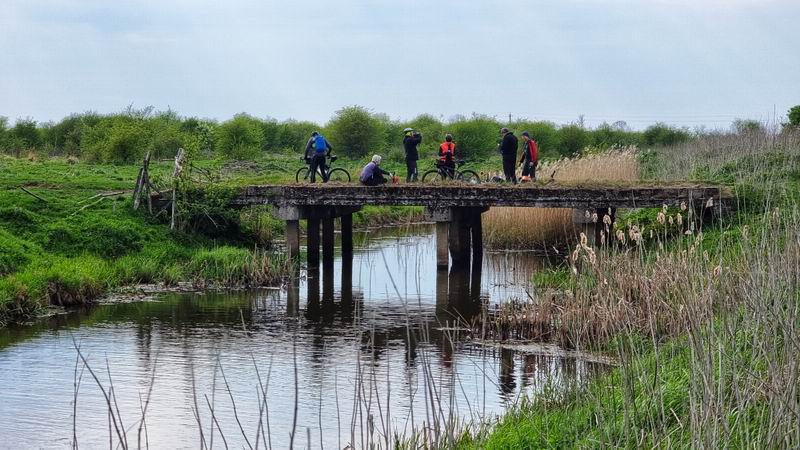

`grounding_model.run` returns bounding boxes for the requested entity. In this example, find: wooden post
[436,222,449,269]
[307,218,320,268]
[170,149,186,230]
[286,220,300,260]
[341,213,353,258]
